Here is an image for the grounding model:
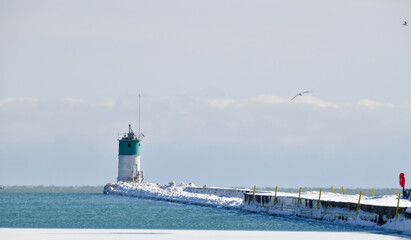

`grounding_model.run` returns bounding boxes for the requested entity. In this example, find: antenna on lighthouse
[138,94,141,138]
